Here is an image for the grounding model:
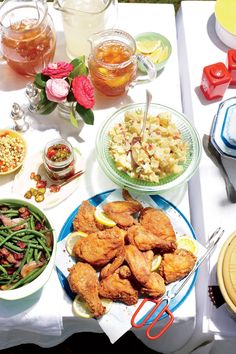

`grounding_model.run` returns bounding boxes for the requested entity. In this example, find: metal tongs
[131,227,224,340]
